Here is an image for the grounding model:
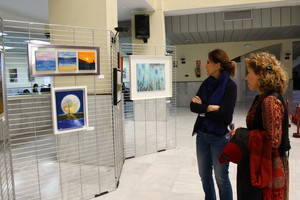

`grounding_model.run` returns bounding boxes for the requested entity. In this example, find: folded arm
[205,81,237,125]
